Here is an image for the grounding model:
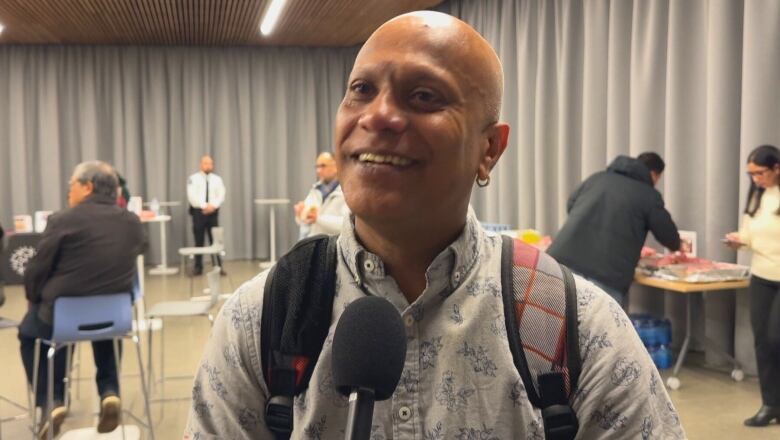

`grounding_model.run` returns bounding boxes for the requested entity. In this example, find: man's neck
[354,215,466,304]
